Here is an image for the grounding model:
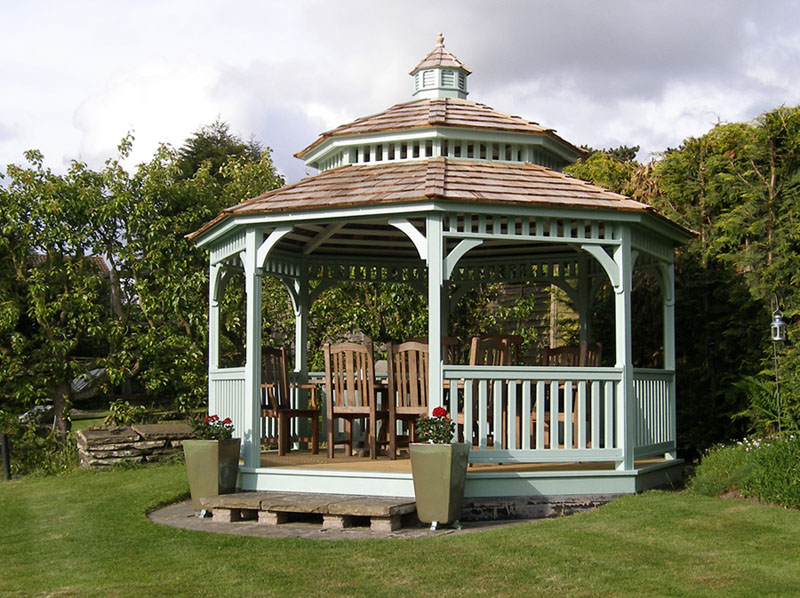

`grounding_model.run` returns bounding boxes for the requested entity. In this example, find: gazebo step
[201,491,417,532]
